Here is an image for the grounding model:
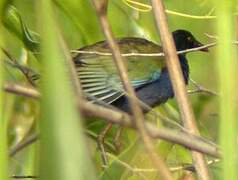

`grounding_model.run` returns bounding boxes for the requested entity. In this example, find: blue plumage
[112,55,189,112]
